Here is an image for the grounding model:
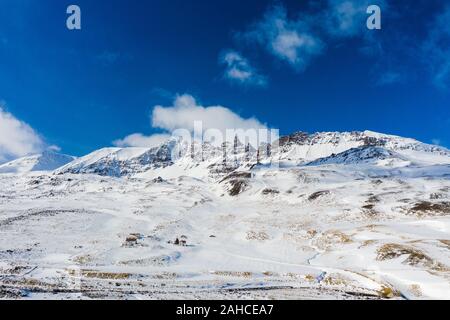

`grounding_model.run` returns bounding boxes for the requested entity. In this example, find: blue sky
[0,0,449,160]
